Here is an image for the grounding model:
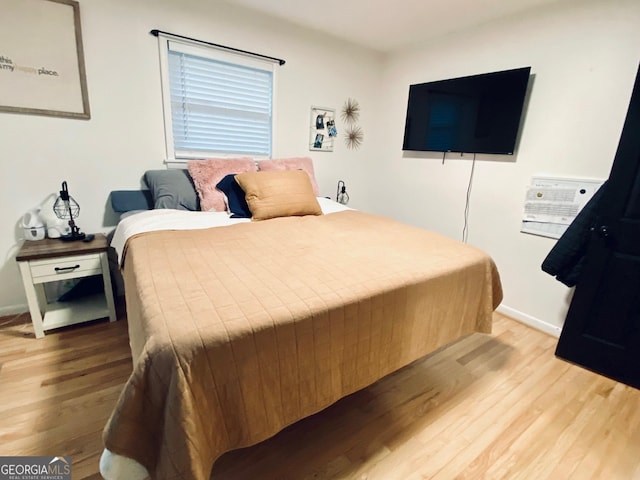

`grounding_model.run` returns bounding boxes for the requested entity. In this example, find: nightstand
[16,234,117,338]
